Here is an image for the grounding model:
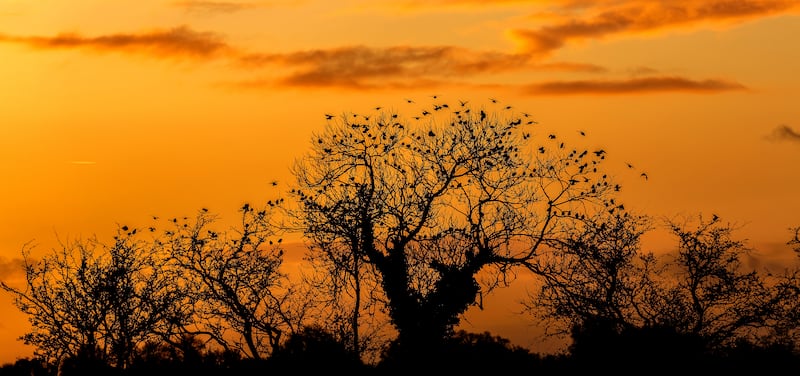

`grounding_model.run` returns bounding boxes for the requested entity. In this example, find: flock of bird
[322,95,649,183]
